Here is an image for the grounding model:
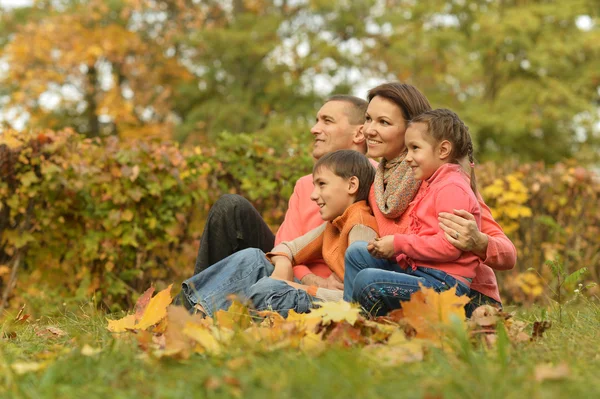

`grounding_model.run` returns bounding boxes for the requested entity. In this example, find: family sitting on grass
[175,82,516,318]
